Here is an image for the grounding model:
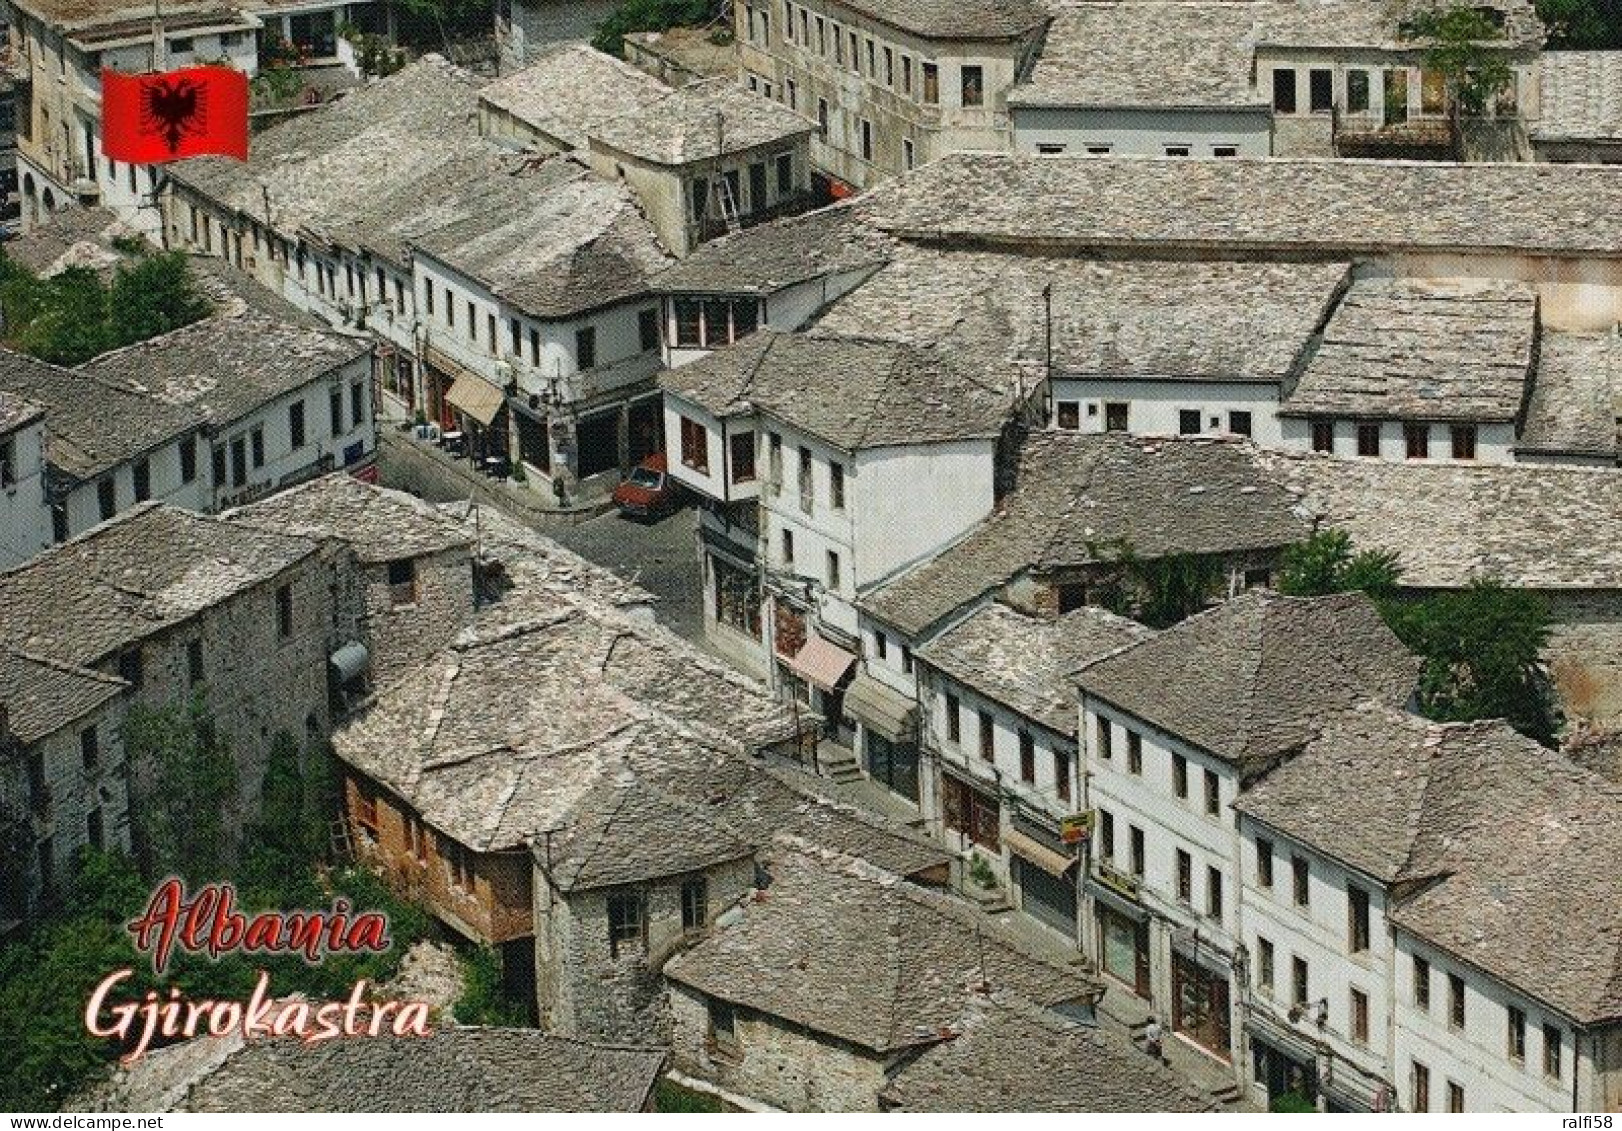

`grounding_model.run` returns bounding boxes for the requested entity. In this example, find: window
[132,459,151,502]
[1206,866,1223,919]
[1164,145,1191,158]
[1351,988,1370,1044]
[1176,849,1193,902]
[607,889,646,957]
[351,383,364,431]
[575,326,597,371]
[681,876,708,930]
[1099,809,1115,859]
[1126,731,1142,774]
[1292,855,1310,907]
[1309,68,1333,112]
[817,97,829,131]
[1404,422,1430,459]
[250,426,265,469]
[1448,973,1465,1029]
[875,632,888,660]
[187,638,204,686]
[1421,68,1446,115]
[961,65,984,107]
[387,558,418,607]
[829,462,845,509]
[690,176,709,222]
[354,783,379,838]
[276,584,293,638]
[798,445,814,513]
[1273,68,1298,113]
[634,307,659,354]
[231,437,248,486]
[775,152,793,196]
[780,529,794,569]
[1203,768,1220,816]
[1256,839,1274,887]
[1508,1005,1526,1062]
[1411,1061,1430,1113]
[98,477,116,520]
[1179,409,1201,435]
[87,807,103,851]
[979,710,995,761]
[945,693,961,743]
[1036,143,1068,155]
[1057,401,1081,430]
[486,313,496,350]
[1104,402,1129,432]
[825,550,841,590]
[1311,418,1334,452]
[883,46,893,85]
[1018,732,1035,783]
[1292,956,1309,1005]
[80,726,99,771]
[329,388,344,437]
[424,282,435,317]
[1172,753,1188,798]
[1055,749,1071,802]
[1213,145,1239,157]
[211,445,226,489]
[1355,421,1381,457]
[860,119,873,161]
[0,437,13,488]
[1413,956,1431,1009]
[679,416,708,473]
[865,39,875,74]
[923,62,939,103]
[289,401,306,449]
[708,997,736,1047]
[1229,410,1252,437]
[901,646,912,675]
[1349,885,1371,953]
[1450,424,1477,460]
[1544,1024,1562,1078]
[1085,144,1113,155]
[1348,69,1371,113]
[1129,825,1144,877]
[729,430,756,483]
[814,15,824,52]
[1257,937,1275,995]
[1096,717,1113,761]
[1446,1082,1464,1114]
